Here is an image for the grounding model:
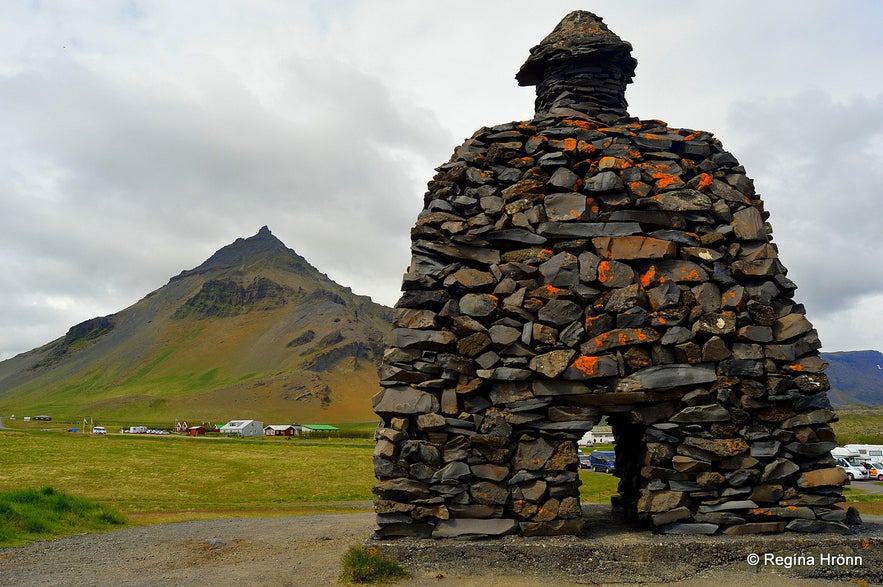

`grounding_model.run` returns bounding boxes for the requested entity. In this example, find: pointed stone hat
[516,11,637,86]
[516,11,638,116]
